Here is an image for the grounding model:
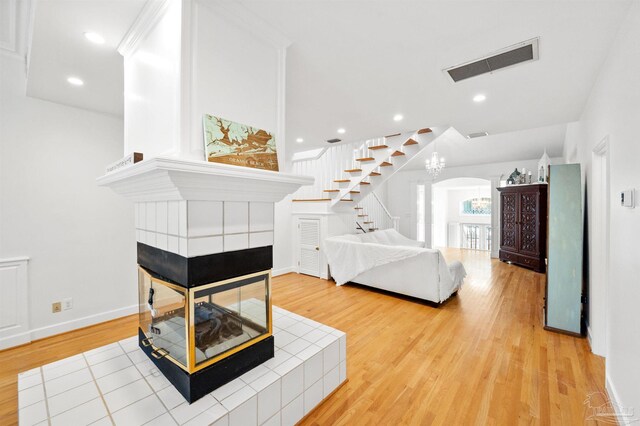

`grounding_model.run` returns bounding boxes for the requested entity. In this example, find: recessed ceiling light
[67,77,84,86]
[473,94,486,103]
[337,128,346,134]
[393,114,403,122]
[83,32,105,45]
[296,138,304,143]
